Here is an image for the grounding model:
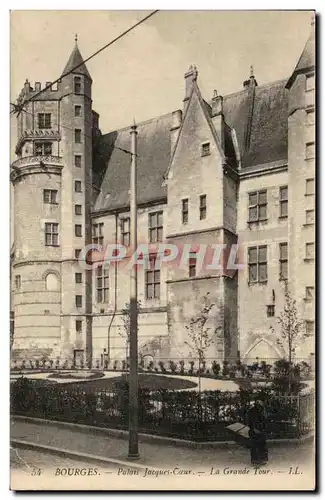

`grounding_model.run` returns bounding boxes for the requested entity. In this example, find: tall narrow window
[199,195,207,220]
[305,209,315,225]
[248,246,267,283]
[248,190,267,222]
[189,252,197,278]
[75,249,81,259]
[76,320,82,334]
[74,105,82,117]
[75,295,82,308]
[93,223,104,246]
[121,217,130,246]
[305,287,314,301]
[74,155,82,168]
[182,199,189,224]
[75,204,82,216]
[145,256,160,299]
[45,223,59,246]
[305,242,315,260]
[279,186,288,218]
[38,113,51,129]
[279,242,288,280]
[305,320,314,336]
[148,211,163,243]
[306,142,315,160]
[75,224,82,237]
[75,180,82,193]
[75,129,82,144]
[305,178,315,195]
[306,109,315,126]
[75,273,83,284]
[74,76,81,94]
[96,265,109,303]
[15,275,21,290]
